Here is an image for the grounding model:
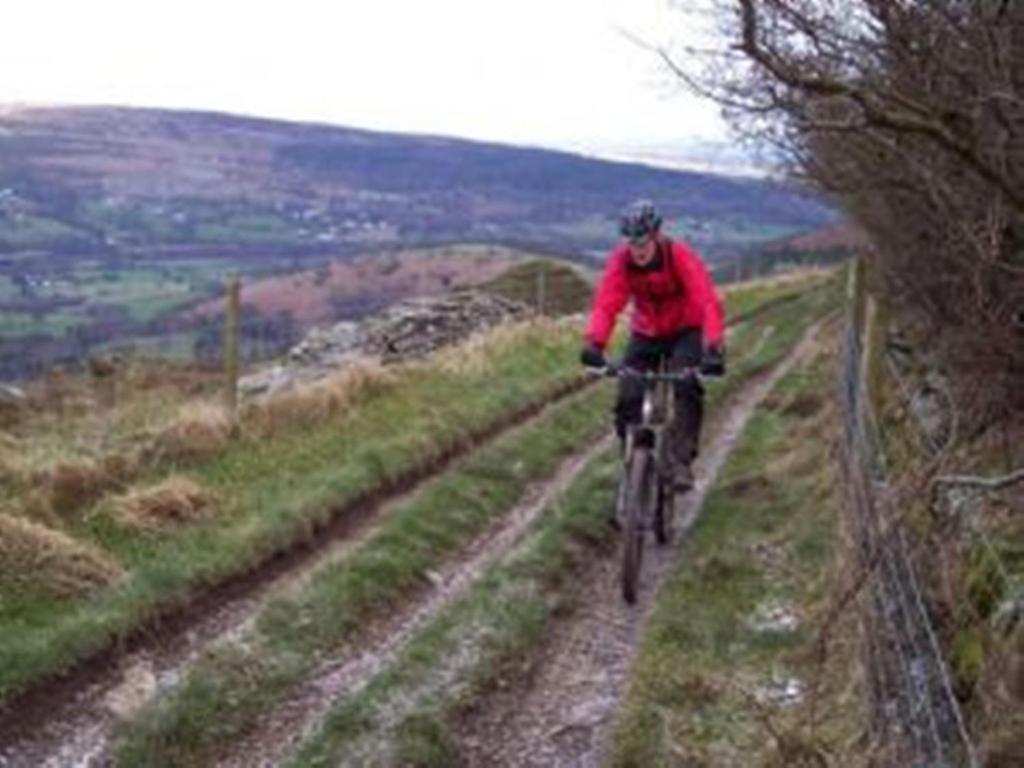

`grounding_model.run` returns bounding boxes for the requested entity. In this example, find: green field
[0,258,249,341]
